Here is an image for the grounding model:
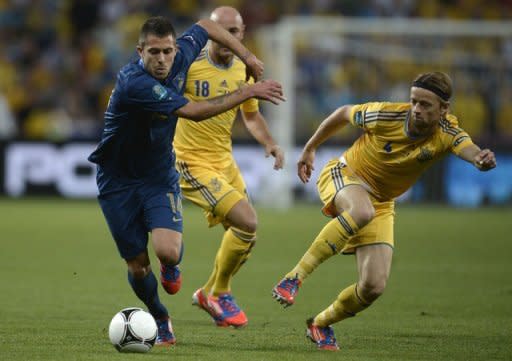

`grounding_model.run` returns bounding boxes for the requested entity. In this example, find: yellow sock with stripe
[285,211,359,281]
[202,255,219,294]
[314,283,372,327]
[211,227,256,296]
[231,240,256,276]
